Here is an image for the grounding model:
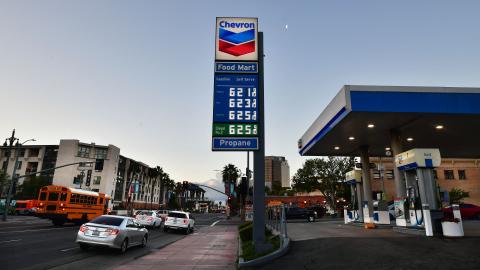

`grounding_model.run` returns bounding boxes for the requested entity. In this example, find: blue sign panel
[215,62,258,73]
[213,74,258,123]
[212,137,258,150]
